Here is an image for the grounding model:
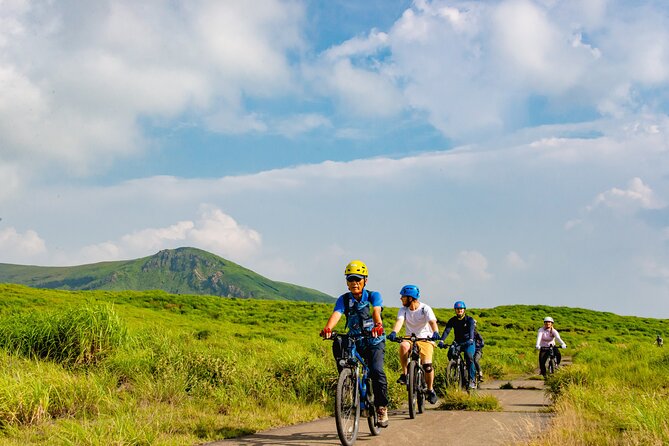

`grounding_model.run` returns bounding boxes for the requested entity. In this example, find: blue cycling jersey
[333,289,384,345]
